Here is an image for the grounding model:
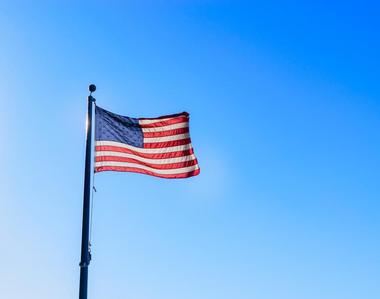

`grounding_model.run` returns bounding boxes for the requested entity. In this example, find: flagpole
[79,84,96,299]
